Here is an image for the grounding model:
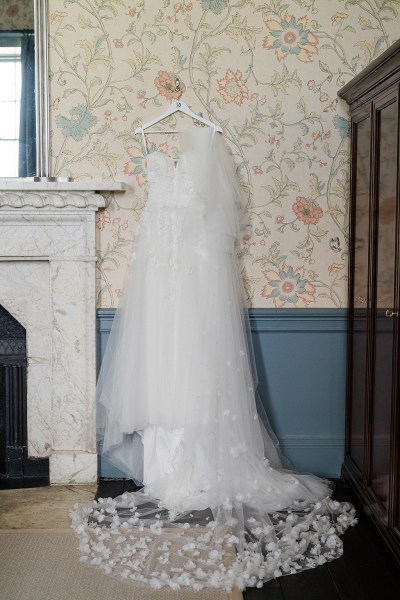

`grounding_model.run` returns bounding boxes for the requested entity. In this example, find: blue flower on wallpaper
[263,13,318,63]
[55,105,97,142]
[201,0,228,15]
[262,264,316,307]
[333,115,350,138]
